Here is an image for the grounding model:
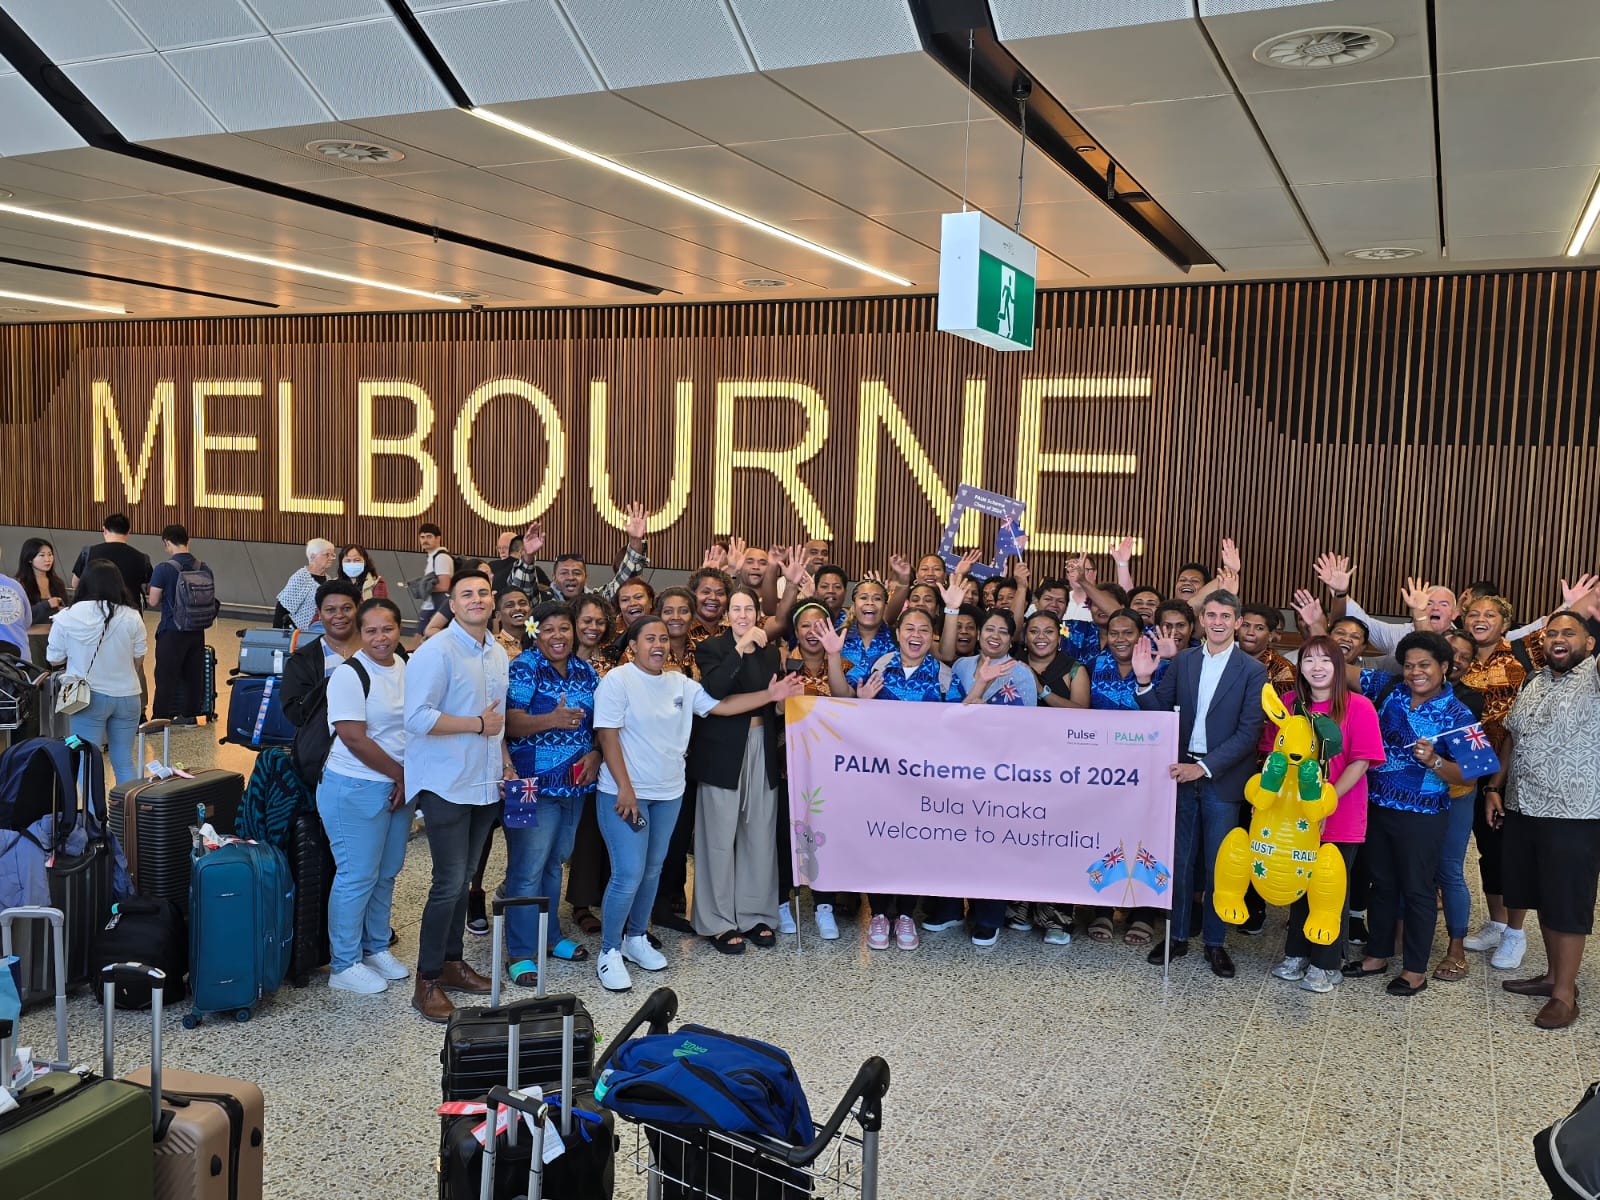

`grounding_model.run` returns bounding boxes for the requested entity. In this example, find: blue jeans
[503,793,584,963]
[595,790,682,954]
[70,691,140,786]
[317,770,414,973]
[1170,777,1239,947]
[1435,789,1475,939]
